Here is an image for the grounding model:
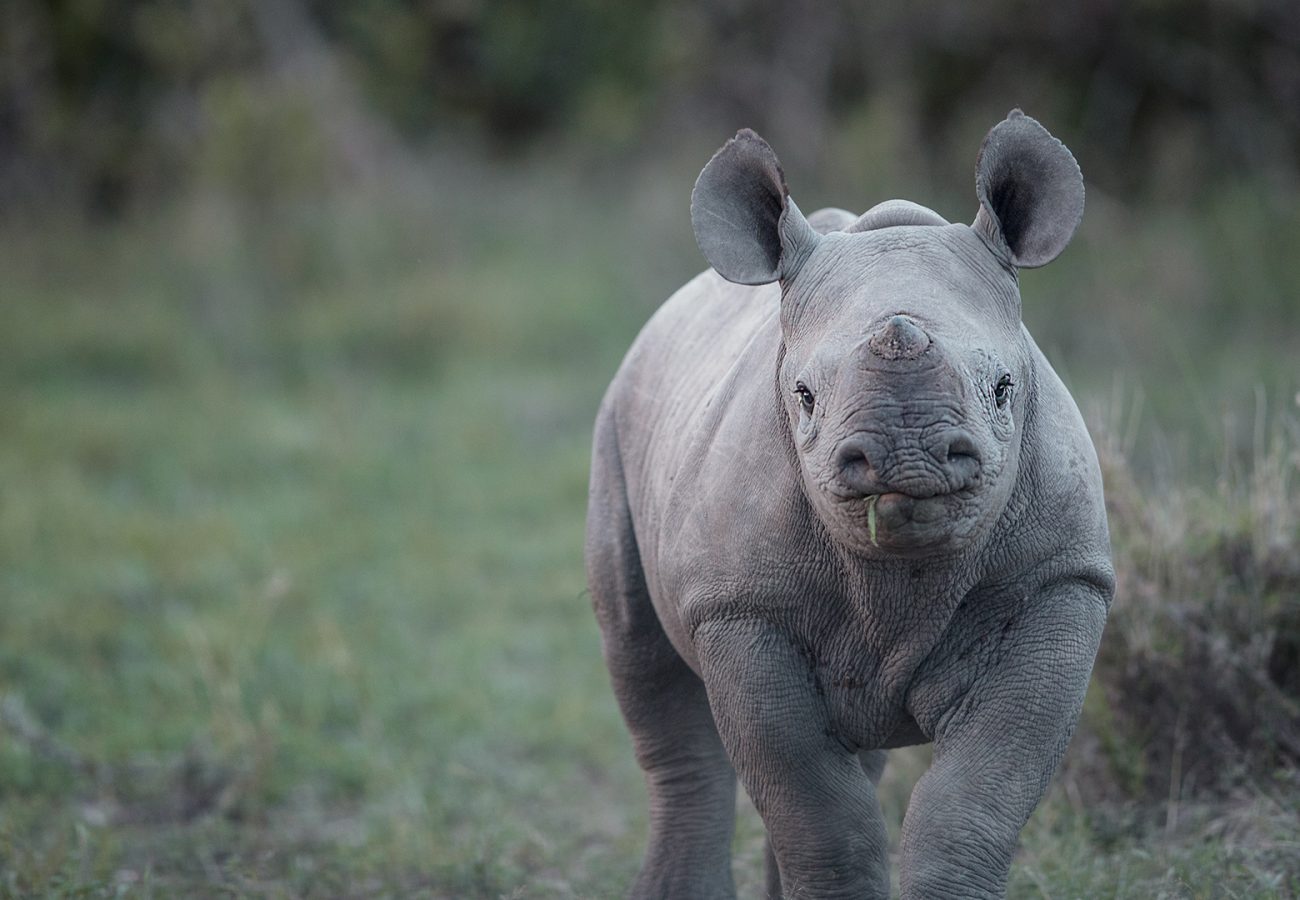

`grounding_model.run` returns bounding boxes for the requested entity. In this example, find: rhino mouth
[844,487,976,551]
[828,478,967,503]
